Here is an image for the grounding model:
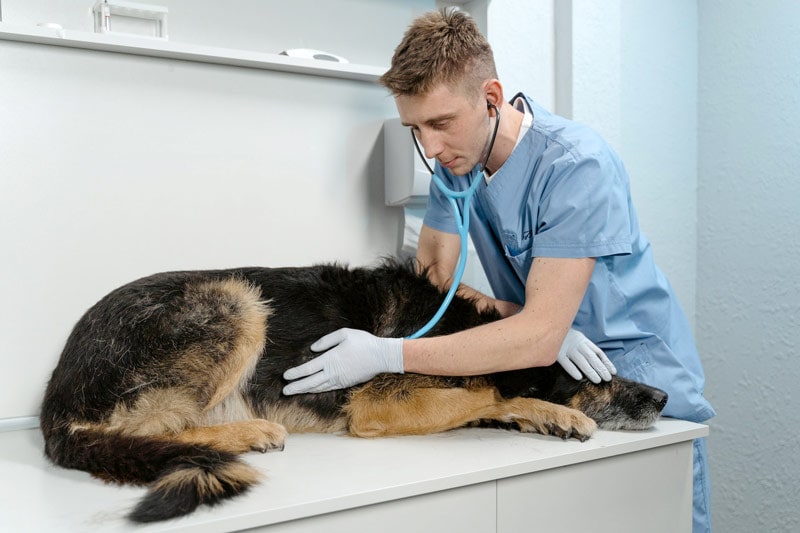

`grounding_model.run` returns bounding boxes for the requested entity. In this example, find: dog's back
[41,260,667,522]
